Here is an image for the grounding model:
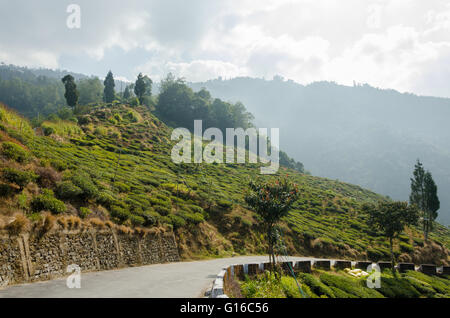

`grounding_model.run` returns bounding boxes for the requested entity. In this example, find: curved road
[0,256,334,298]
